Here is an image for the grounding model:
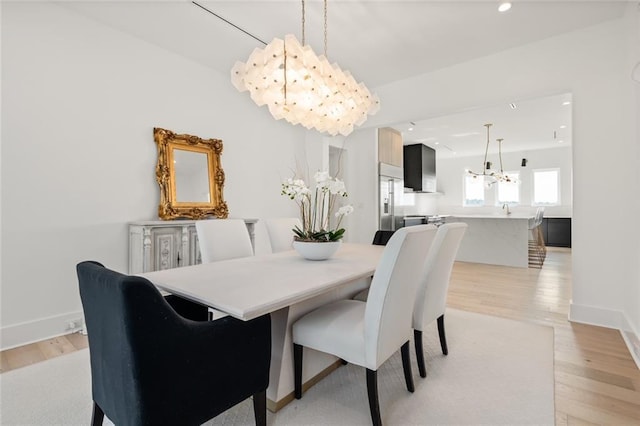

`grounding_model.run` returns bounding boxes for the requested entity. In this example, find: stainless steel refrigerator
[379,163,405,231]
